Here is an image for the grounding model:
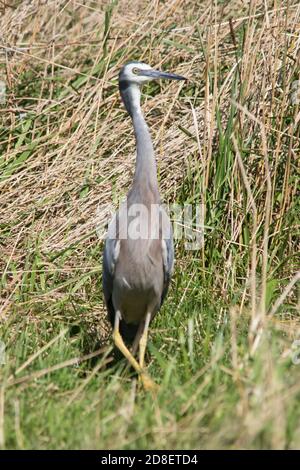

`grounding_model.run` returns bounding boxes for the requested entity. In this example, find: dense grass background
[0,0,299,449]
